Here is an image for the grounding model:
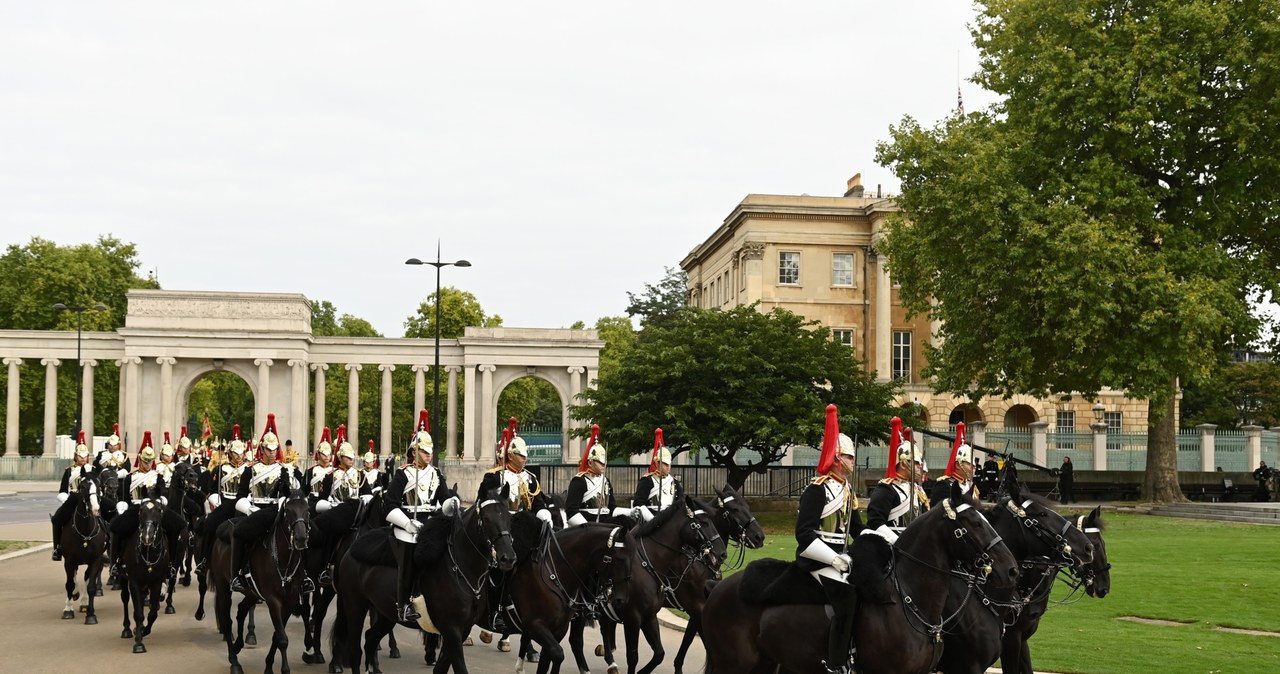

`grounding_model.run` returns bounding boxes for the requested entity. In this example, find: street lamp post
[53,303,108,442]
[406,244,471,460]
